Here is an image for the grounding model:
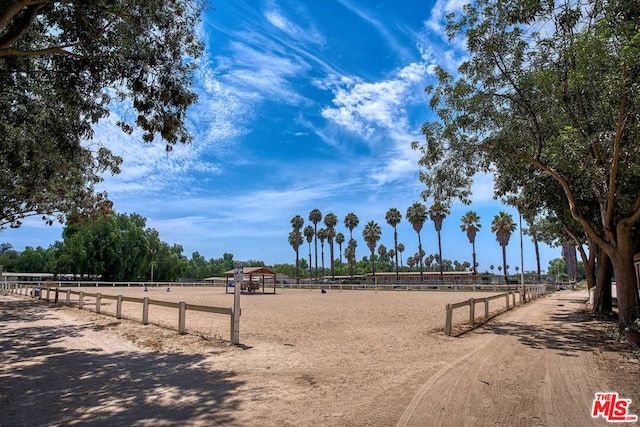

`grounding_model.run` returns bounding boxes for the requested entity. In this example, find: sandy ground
[1,286,638,426]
